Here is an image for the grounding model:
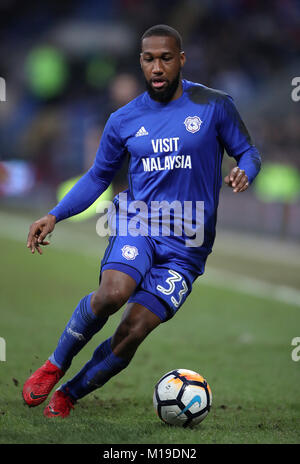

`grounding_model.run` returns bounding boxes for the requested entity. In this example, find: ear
[180,51,186,68]
[140,53,143,69]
